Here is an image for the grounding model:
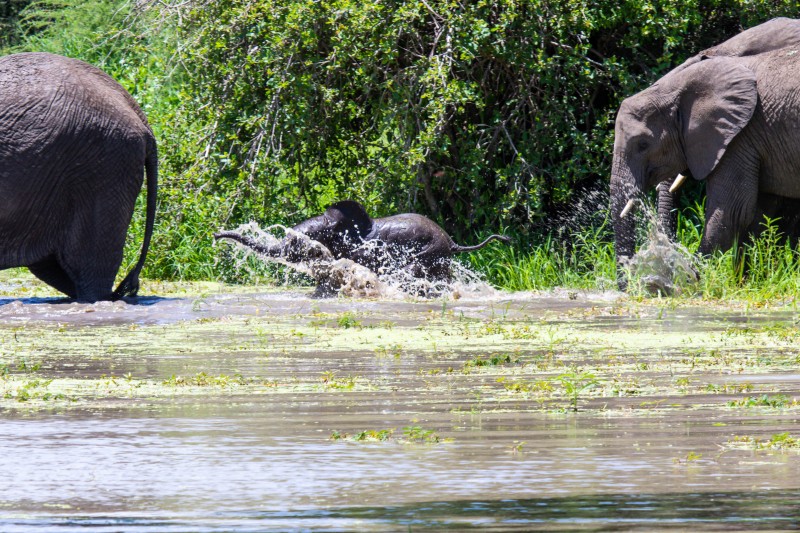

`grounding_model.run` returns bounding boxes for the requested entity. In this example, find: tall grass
[469,223,616,292]
[472,202,800,303]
